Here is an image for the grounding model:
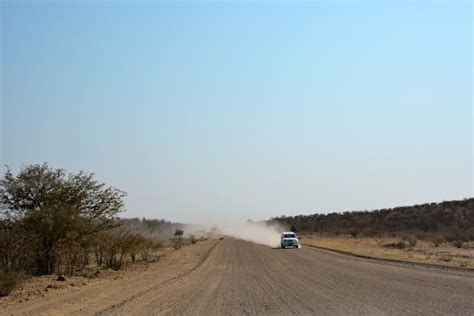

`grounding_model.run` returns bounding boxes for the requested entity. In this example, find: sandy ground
[301,237,474,269]
[2,238,473,315]
[0,239,219,315]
